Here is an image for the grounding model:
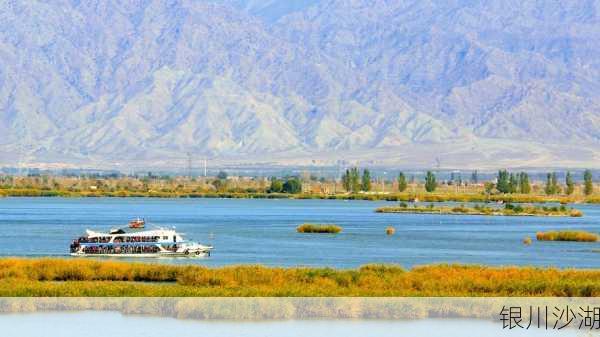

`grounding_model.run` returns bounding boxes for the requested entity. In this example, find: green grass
[297,223,342,233]
[536,231,599,242]
[1,258,600,297]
